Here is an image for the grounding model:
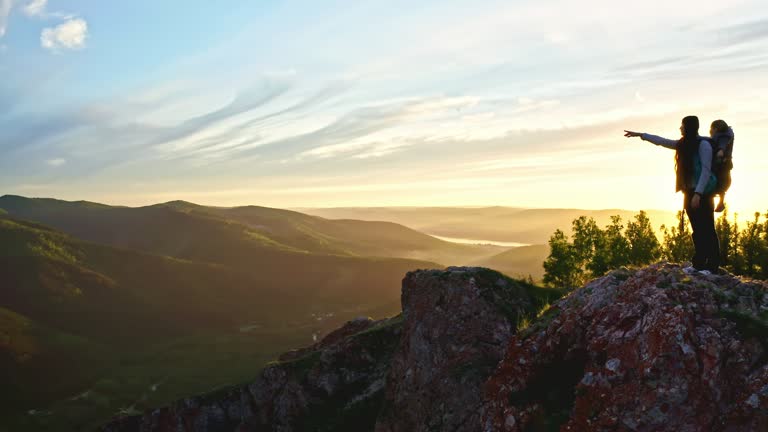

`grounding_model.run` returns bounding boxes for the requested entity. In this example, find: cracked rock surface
[482,263,768,432]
